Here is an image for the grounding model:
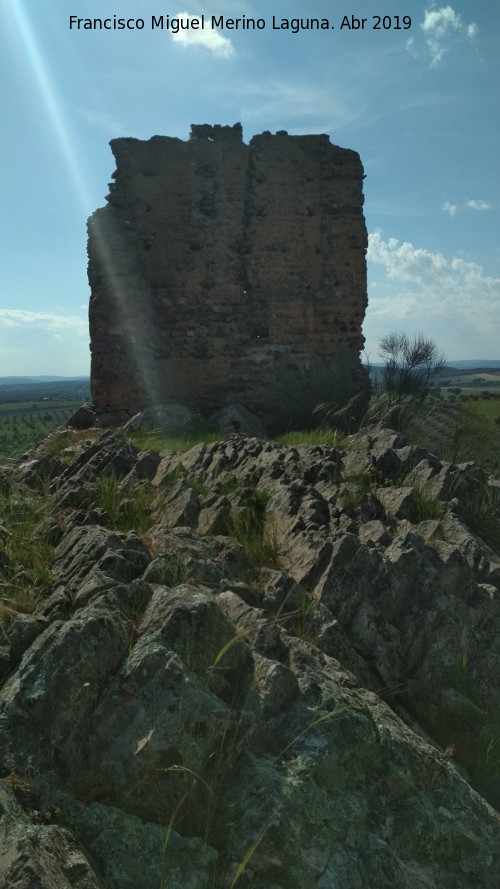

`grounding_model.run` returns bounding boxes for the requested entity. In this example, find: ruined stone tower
[87,123,369,430]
